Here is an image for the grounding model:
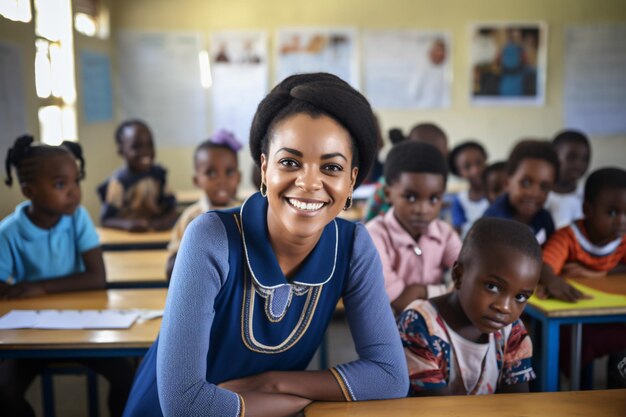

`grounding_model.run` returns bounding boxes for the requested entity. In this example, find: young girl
[483,140,559,245]
[97,119,178,231]
[544,130,591,229]
[166,129,242,278]
[448,141,489,237]
[122,73,408,417]
[0,135,134,417]
[398,218,541,396]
